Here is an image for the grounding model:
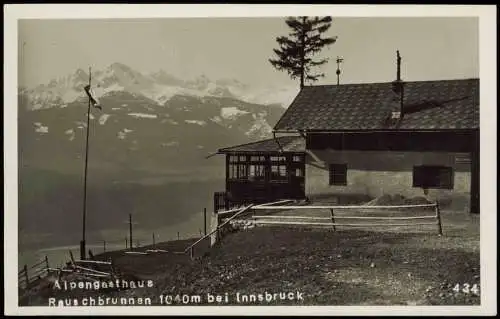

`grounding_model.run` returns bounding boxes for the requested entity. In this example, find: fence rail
[18,256,50,289]
[252,203,437,210]
[249,202,443,235]
[177,200,443,264]
[252,220,438,227]
[252,215,437,220]
[47,252,117,280]
[182,200,443,262]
